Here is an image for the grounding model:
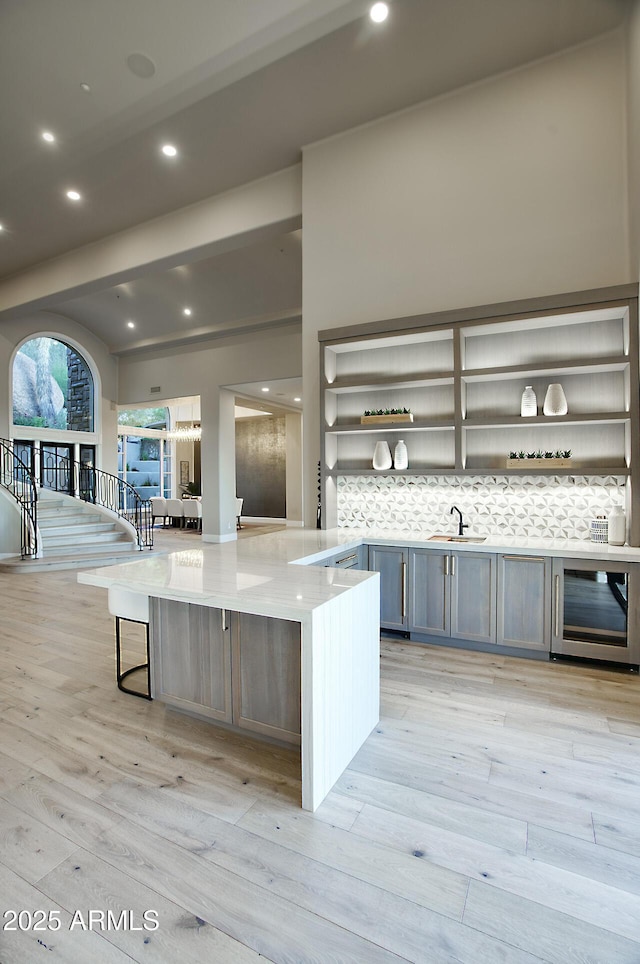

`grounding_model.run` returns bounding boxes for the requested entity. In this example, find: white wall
[285,412,303,524]
[302,32,631,524]
[118,322,302,538]
[628,1,640,279]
